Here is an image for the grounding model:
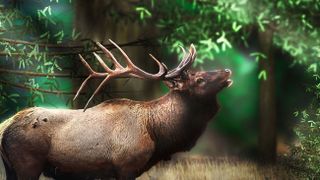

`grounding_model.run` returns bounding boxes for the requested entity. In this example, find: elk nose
[225,69,232,75]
